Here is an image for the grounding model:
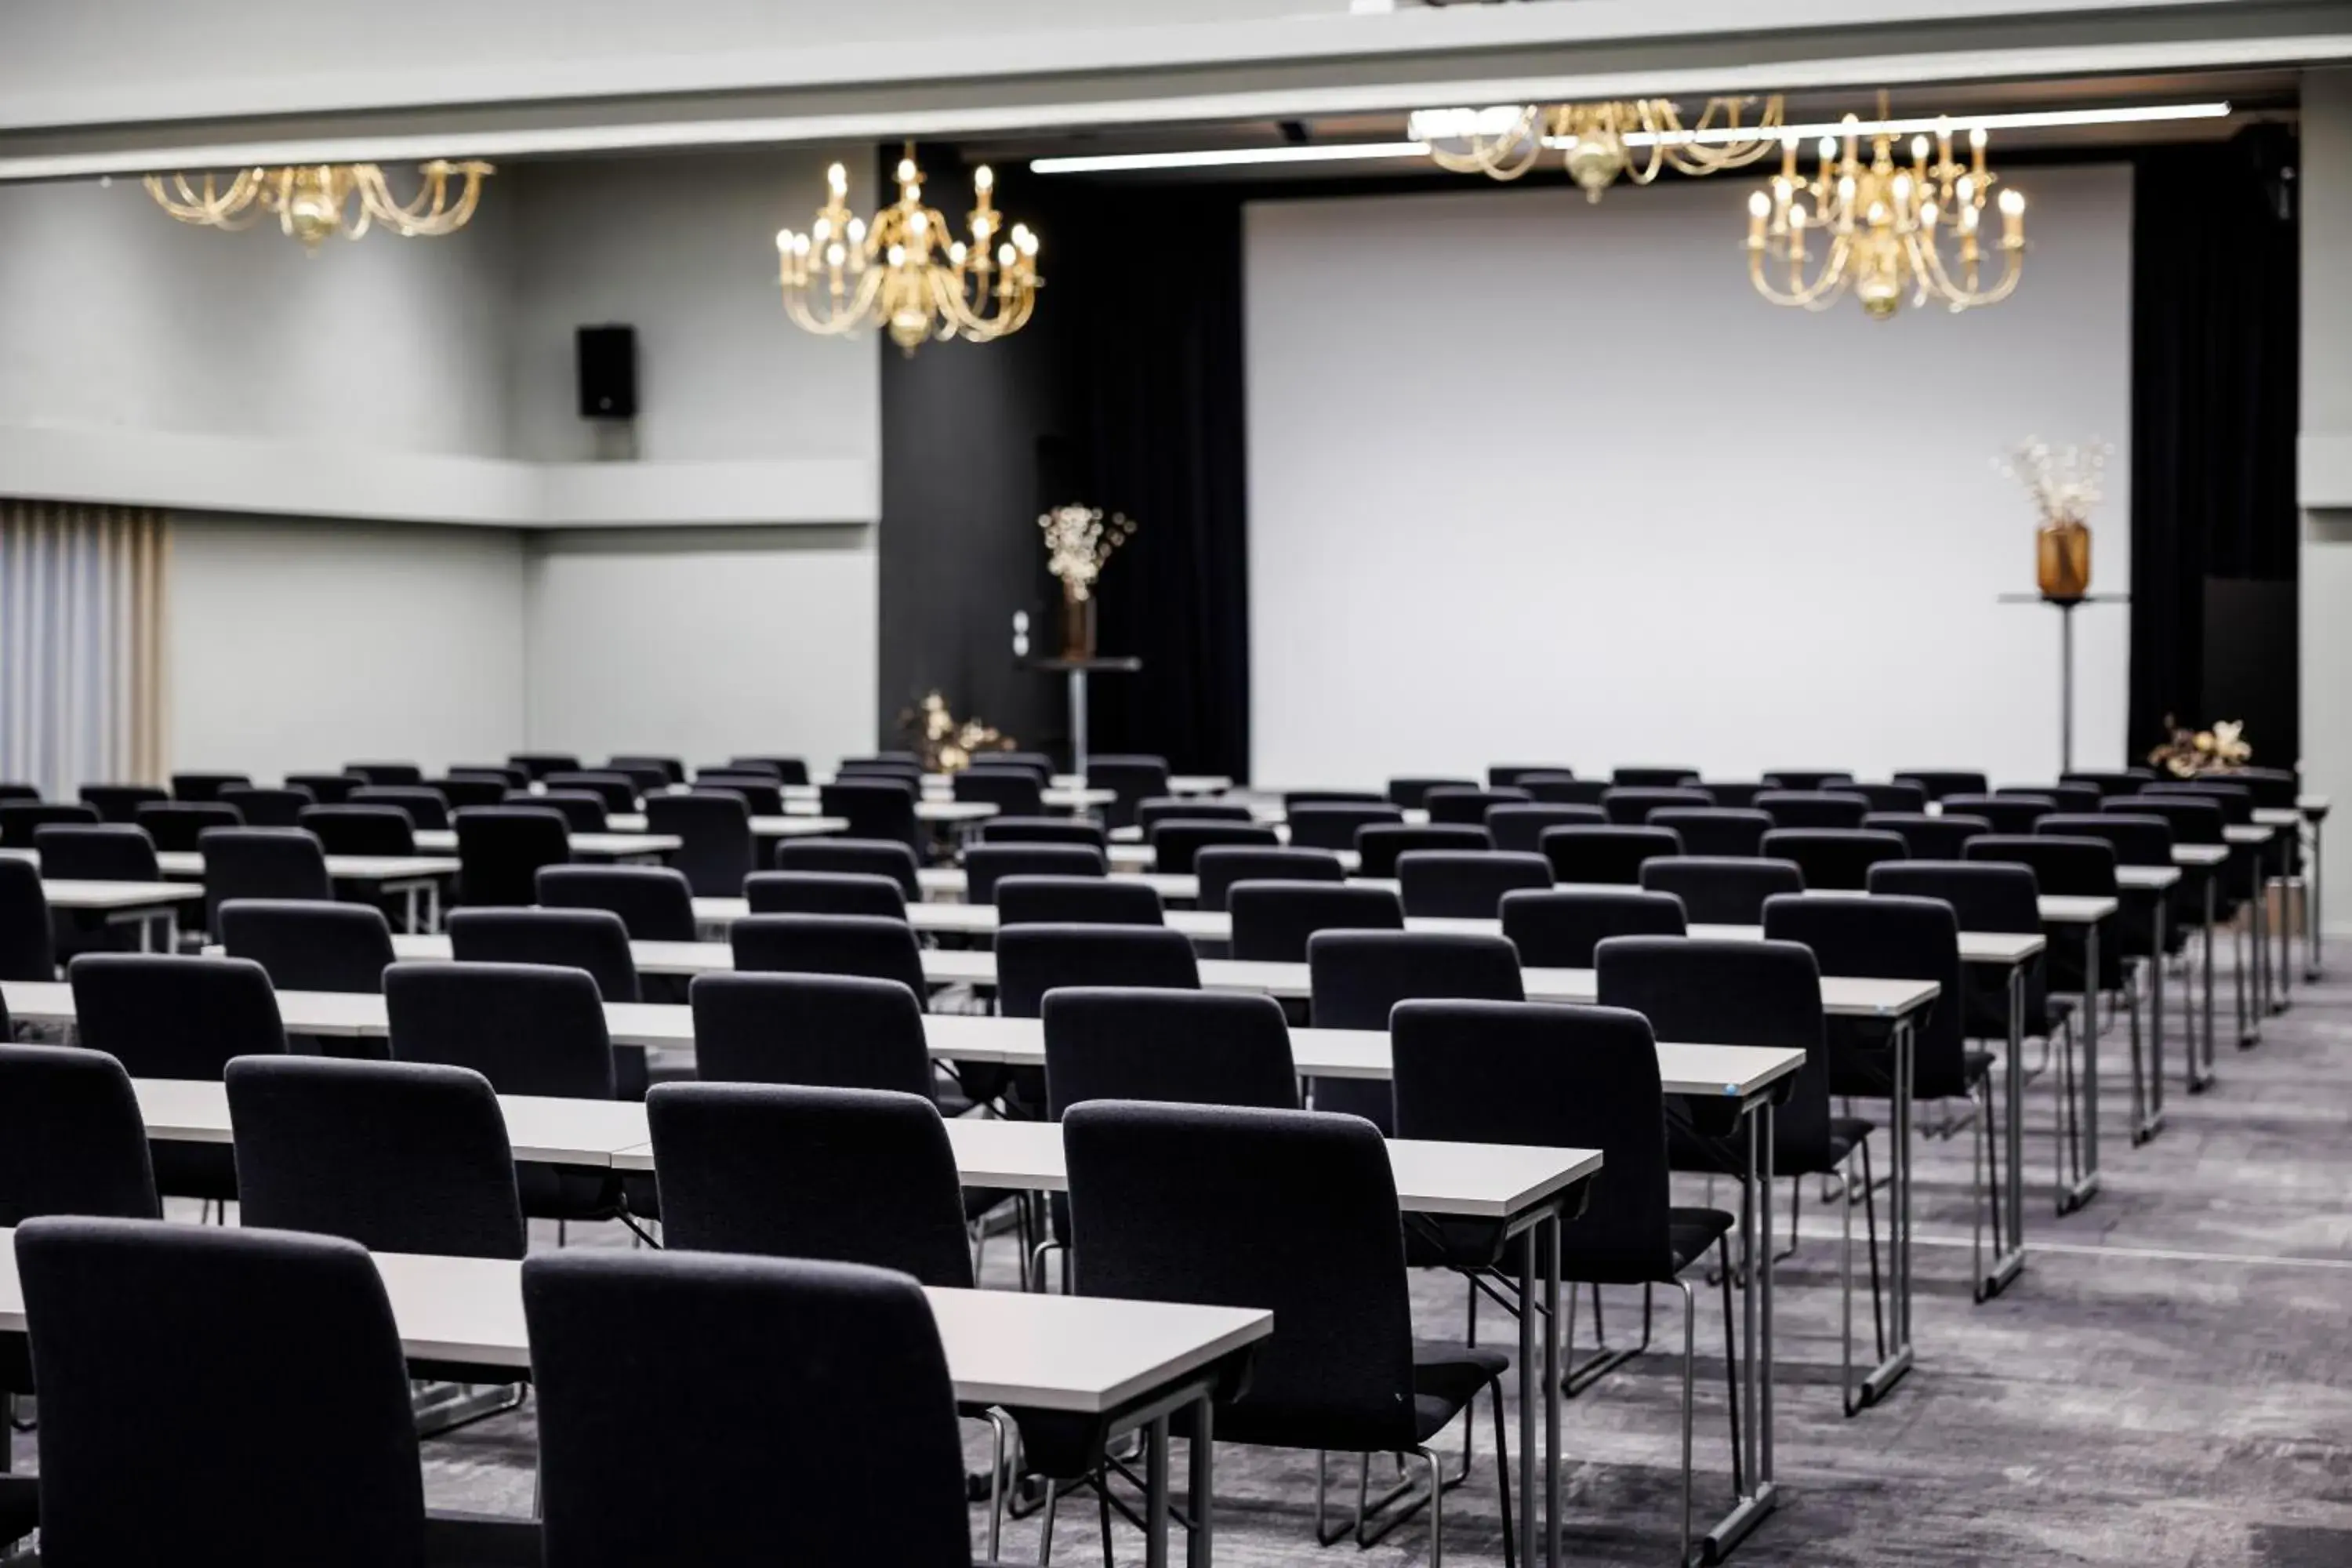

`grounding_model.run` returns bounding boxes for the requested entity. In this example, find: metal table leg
[1544,1211,1562,1568]
[2242,852,2265,1047]
[1186,1396,1214,1568]
[1852,1019,1915,1406]
[2189,873,2218,1093]
[2060,925,2101,1214]
[2136,898,2167,1144]
[1068,667,1091,779]
[1517,1223,1537,1565]
[1701,1098,1778,1563]
[1982,962,2028,1297]
[2308,815,2325,981]
[1145,1411,1170,1568]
